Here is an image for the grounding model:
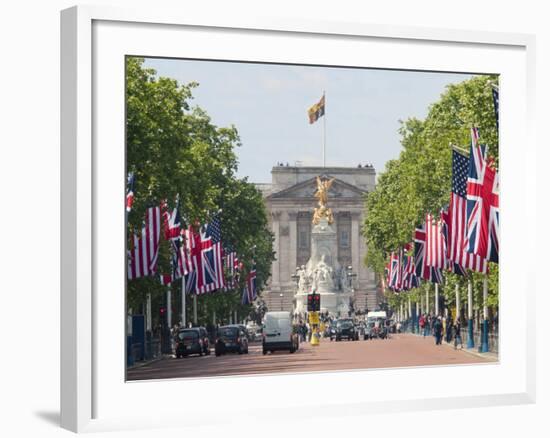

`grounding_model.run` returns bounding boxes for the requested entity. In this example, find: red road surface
[127,333,497,381]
